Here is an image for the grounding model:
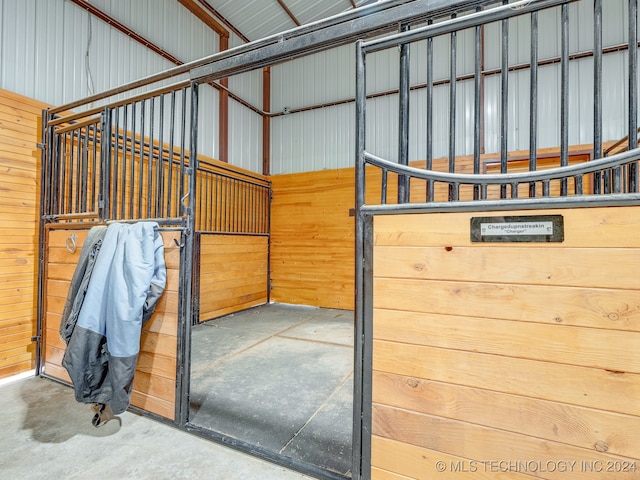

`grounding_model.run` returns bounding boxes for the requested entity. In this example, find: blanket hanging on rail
[60,222,166,423]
